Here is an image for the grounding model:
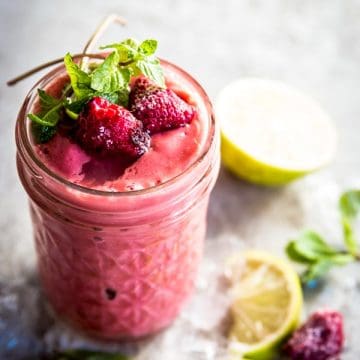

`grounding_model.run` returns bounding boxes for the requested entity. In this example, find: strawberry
[129,77,196,134]
[283,309,344,360]
[76,97,150,157]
